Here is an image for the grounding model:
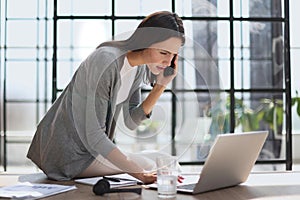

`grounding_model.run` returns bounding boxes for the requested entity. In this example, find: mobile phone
[163,55,177,77]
